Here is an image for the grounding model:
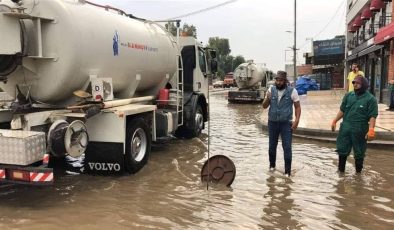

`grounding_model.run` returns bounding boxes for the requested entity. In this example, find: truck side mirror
[209,50,216,59]
[210,60,218,73]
